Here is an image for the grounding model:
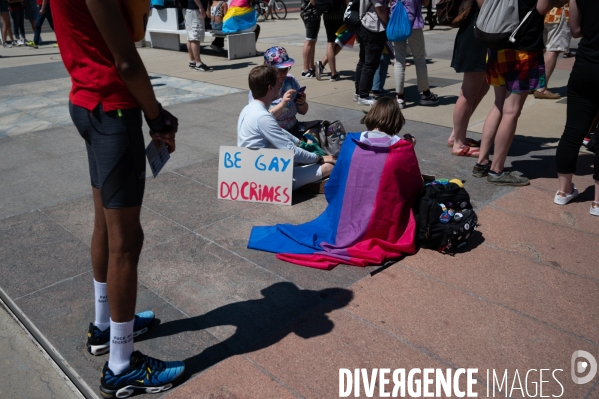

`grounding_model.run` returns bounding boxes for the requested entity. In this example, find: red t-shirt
[52,0,138,112]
